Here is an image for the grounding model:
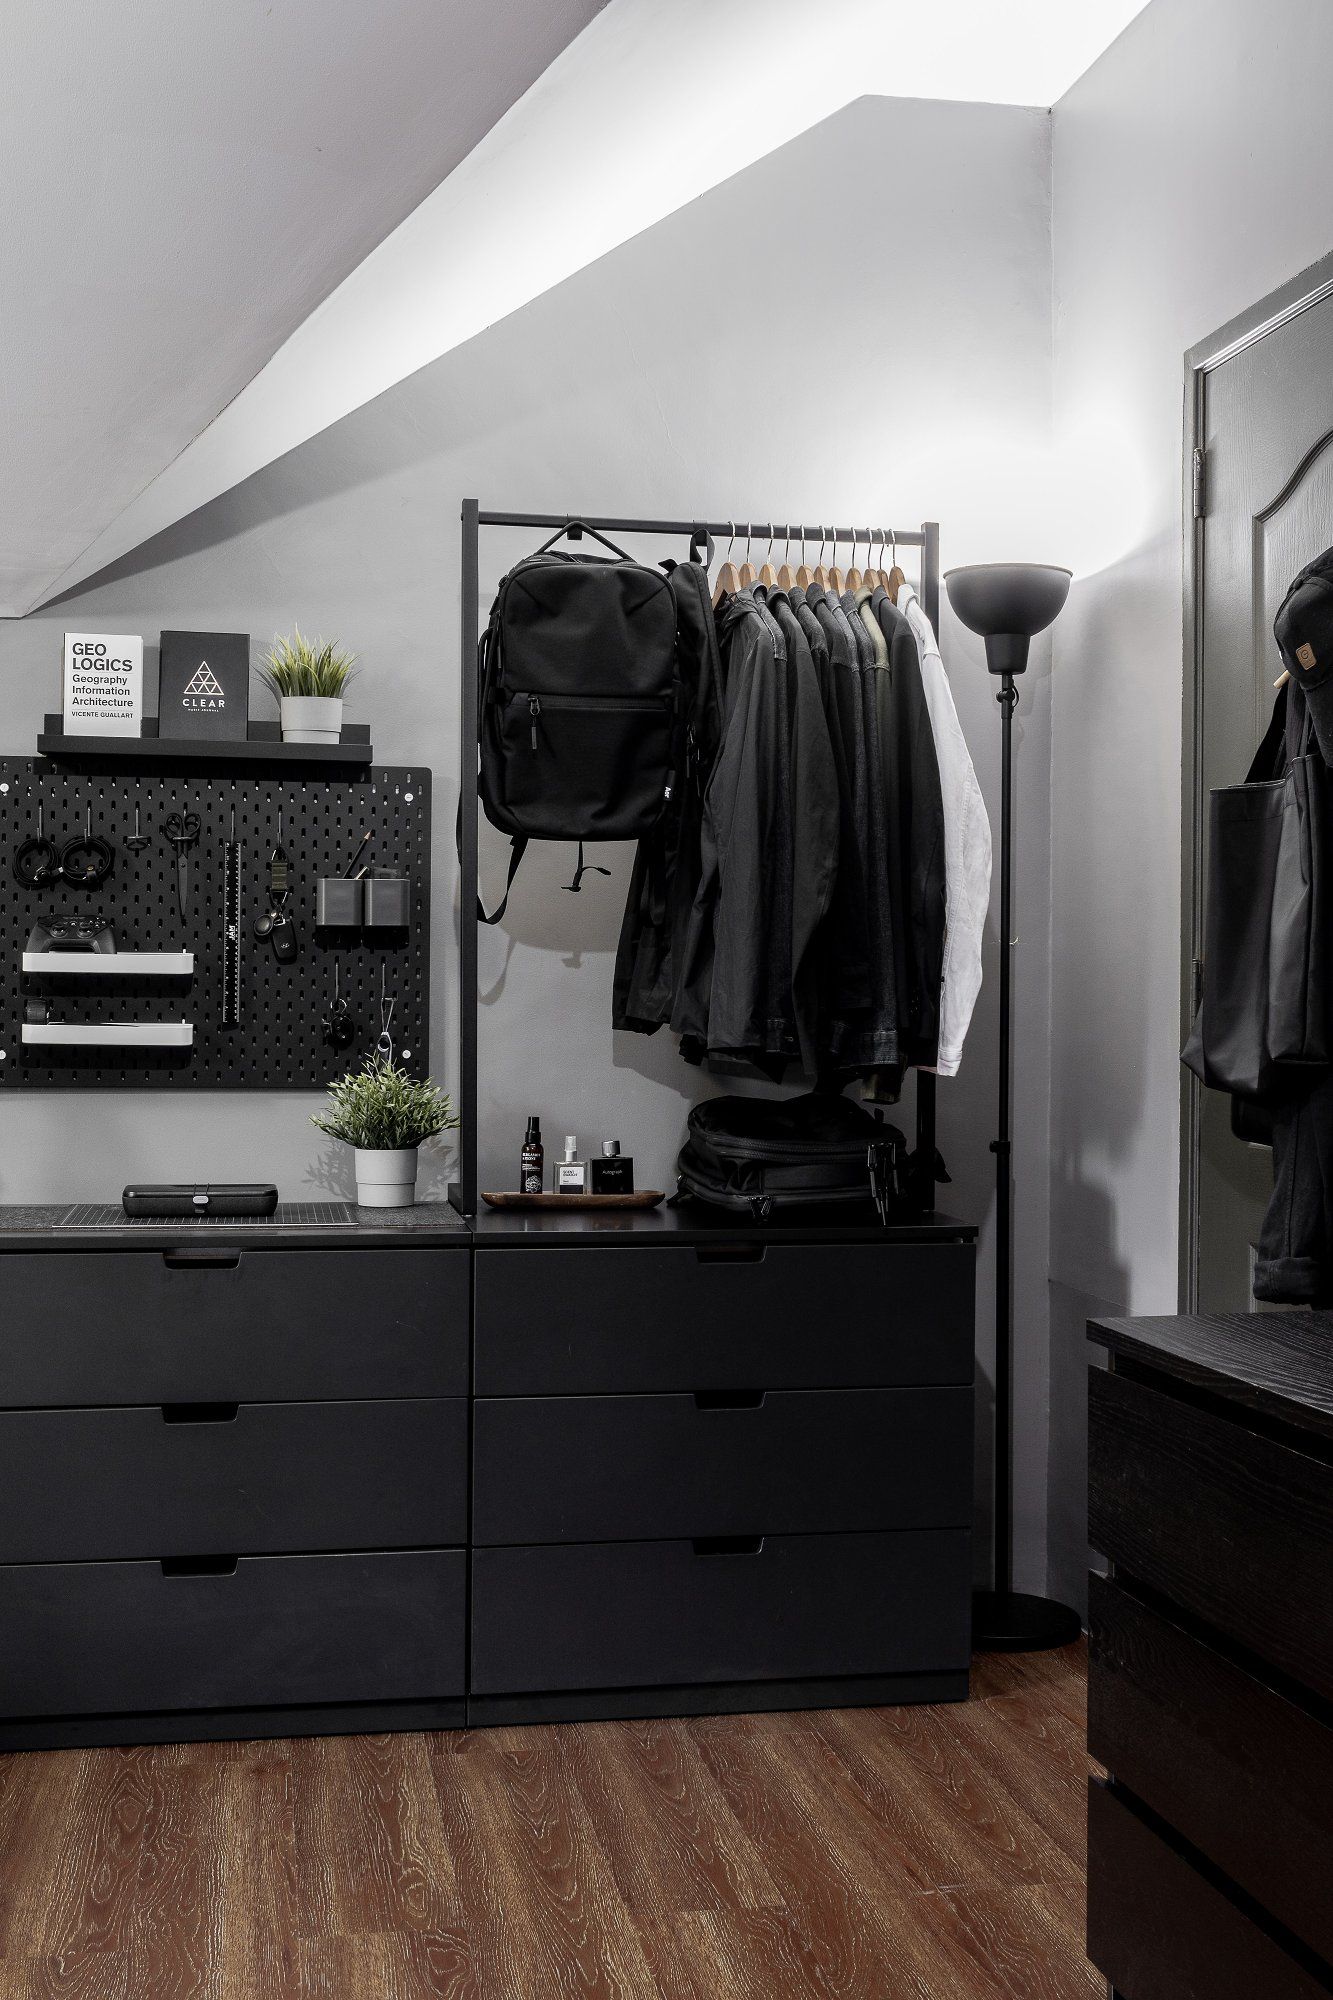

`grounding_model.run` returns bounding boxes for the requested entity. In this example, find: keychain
[322,961,356,1049]
[252,808,300,961]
